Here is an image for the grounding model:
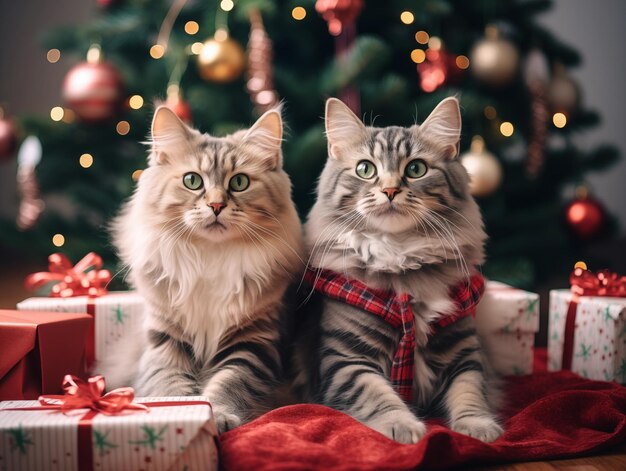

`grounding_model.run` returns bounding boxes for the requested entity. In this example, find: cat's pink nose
[208,202,226,216]
[382,187,401,201]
